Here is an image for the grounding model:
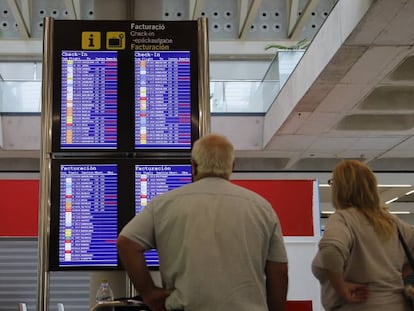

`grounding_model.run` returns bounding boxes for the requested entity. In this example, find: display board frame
[39,16,210,311]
